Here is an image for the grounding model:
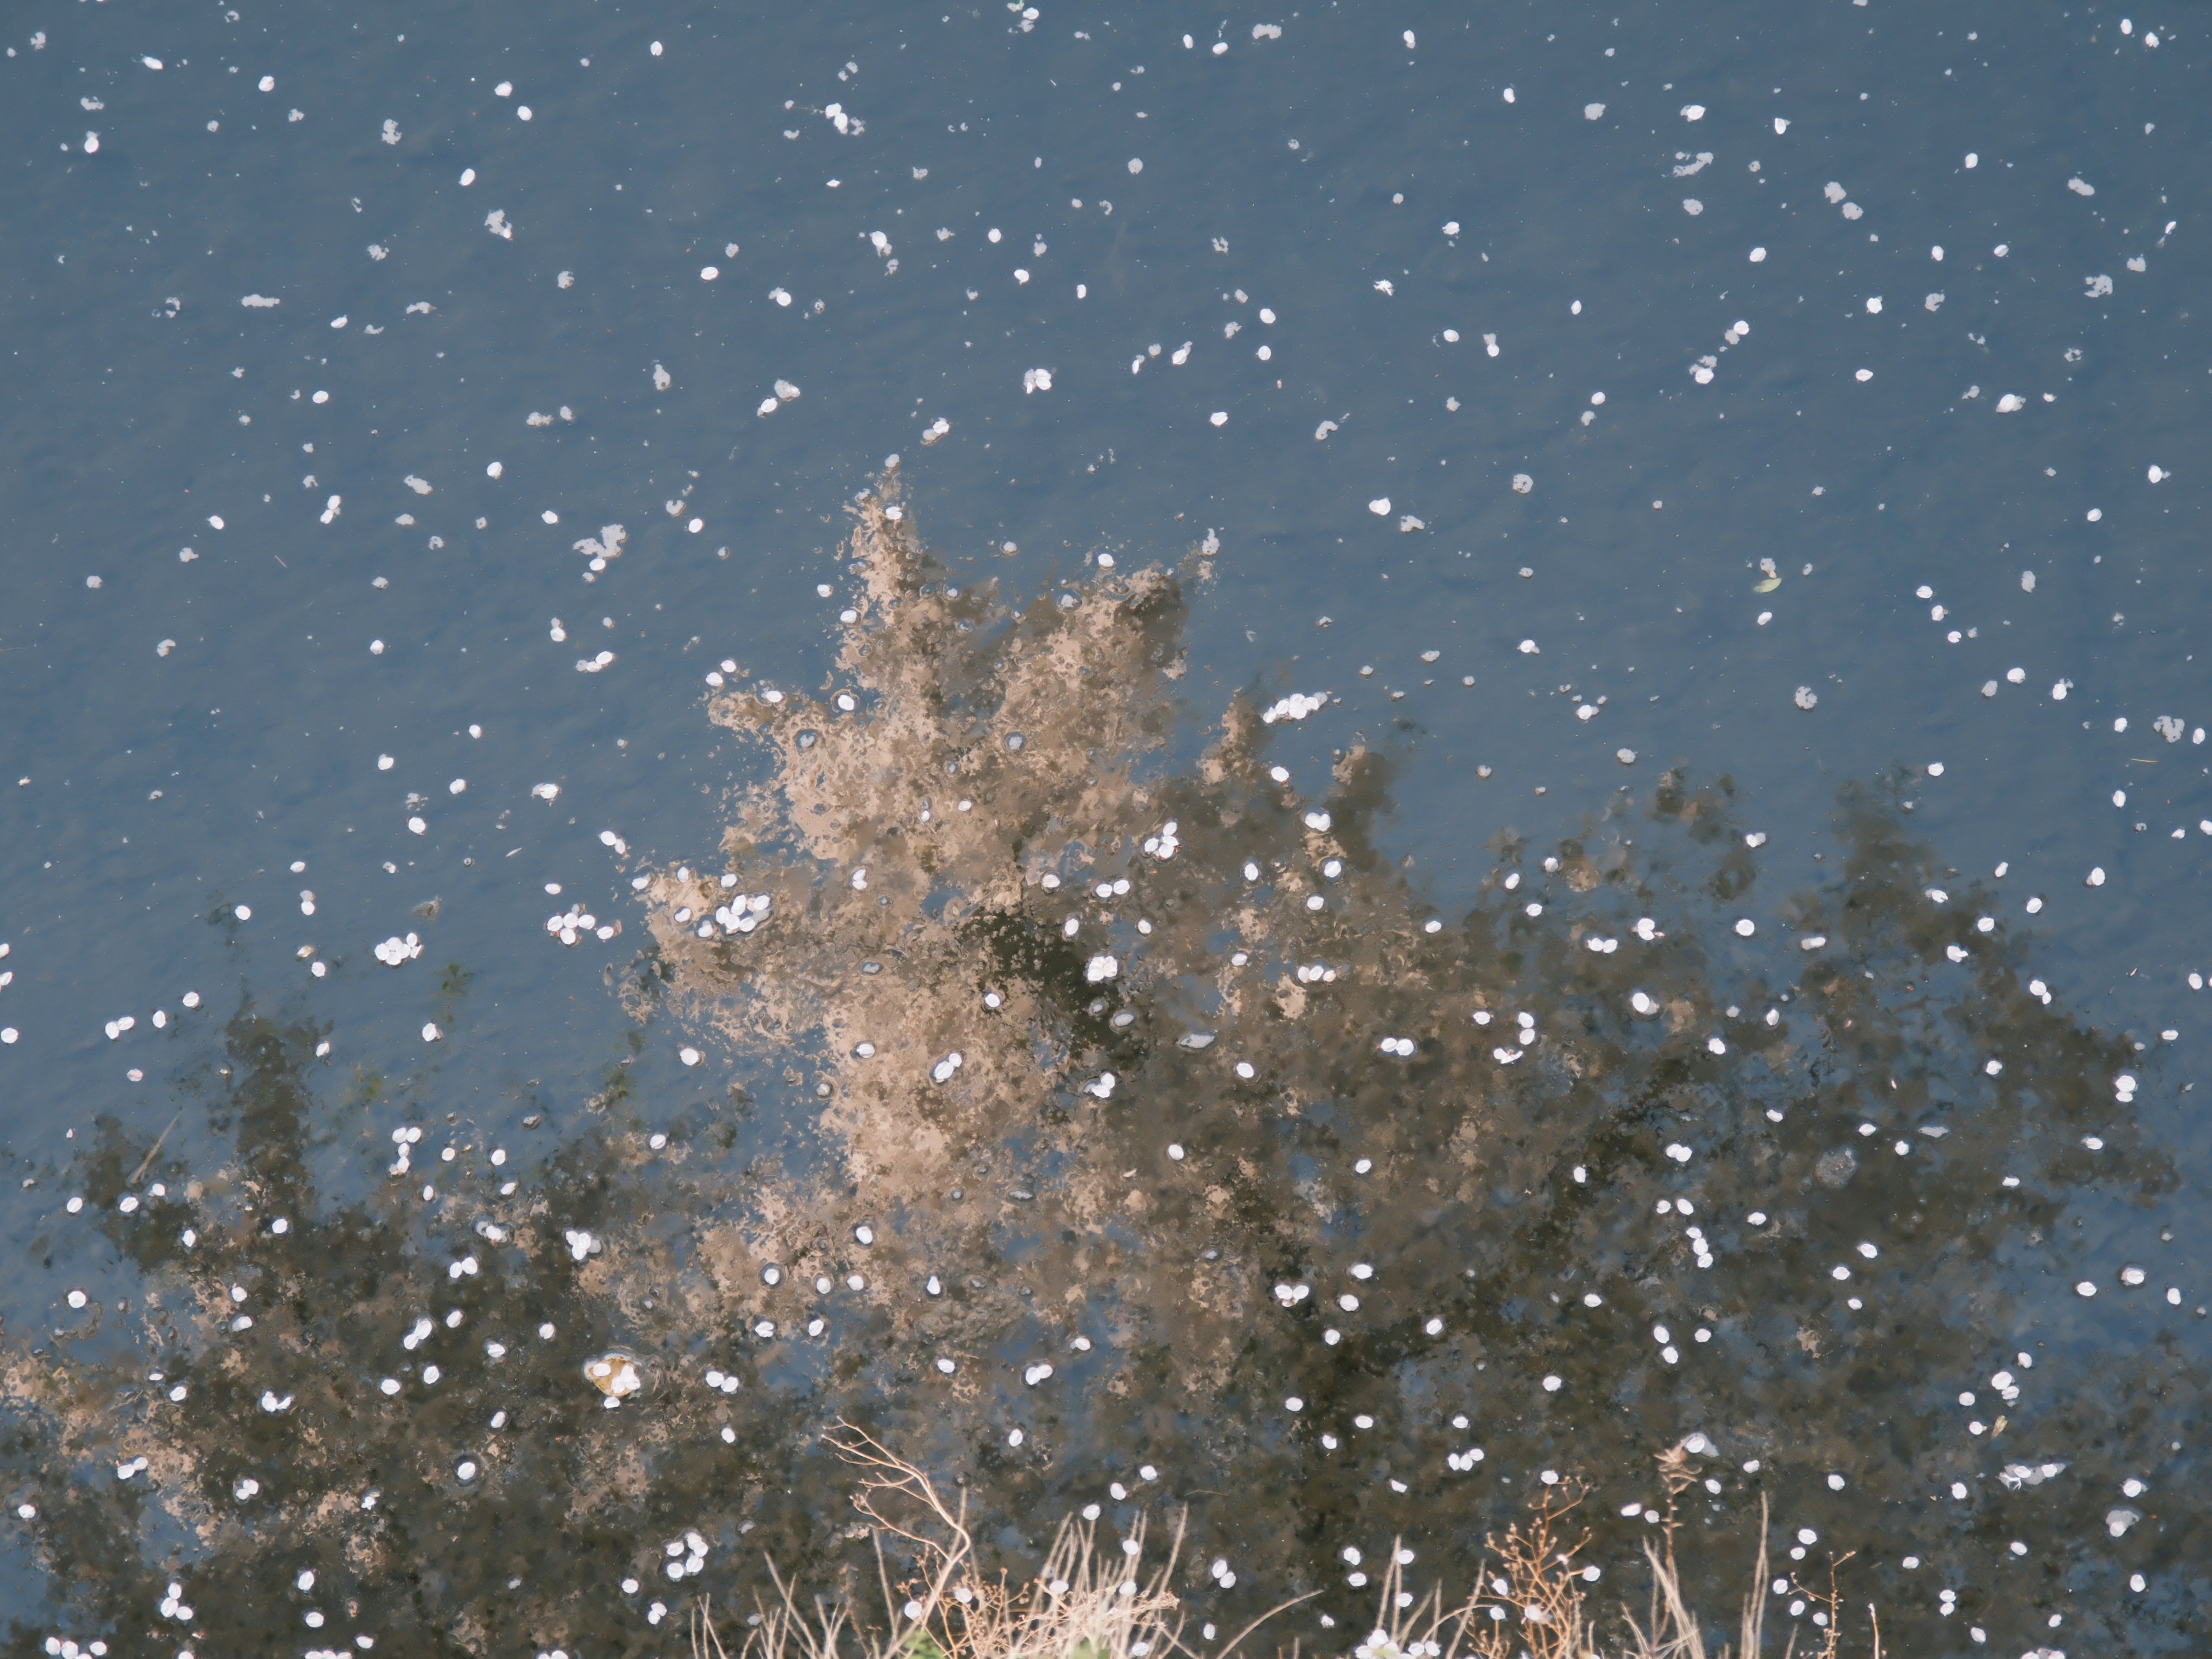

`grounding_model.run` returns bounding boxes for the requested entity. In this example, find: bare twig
[129,1112,183,1187]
